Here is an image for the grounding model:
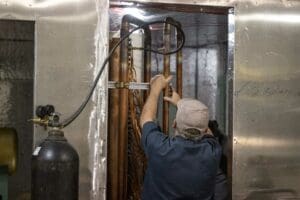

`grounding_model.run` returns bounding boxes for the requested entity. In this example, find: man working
[140,74,222,200]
